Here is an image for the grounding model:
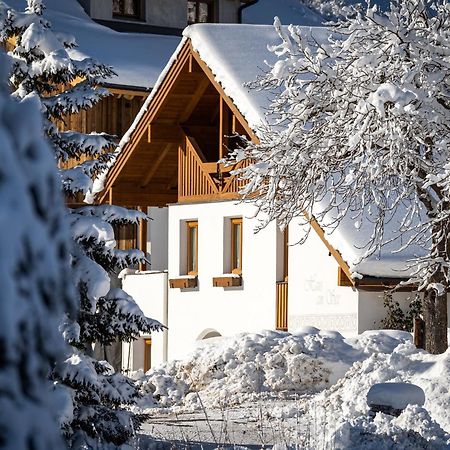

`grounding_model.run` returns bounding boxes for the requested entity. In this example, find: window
[187,0,215,24]
[231,218,242,274]
[143,338,152,372]
[113,0,142,19]
[187,221,198,275]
